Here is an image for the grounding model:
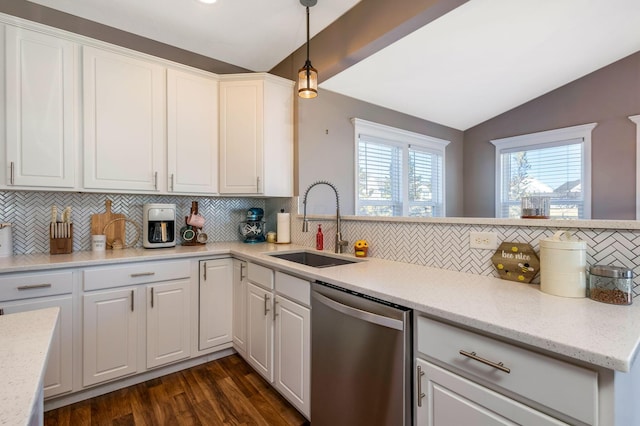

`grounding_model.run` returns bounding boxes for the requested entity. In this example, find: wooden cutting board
[91,200,125,248]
